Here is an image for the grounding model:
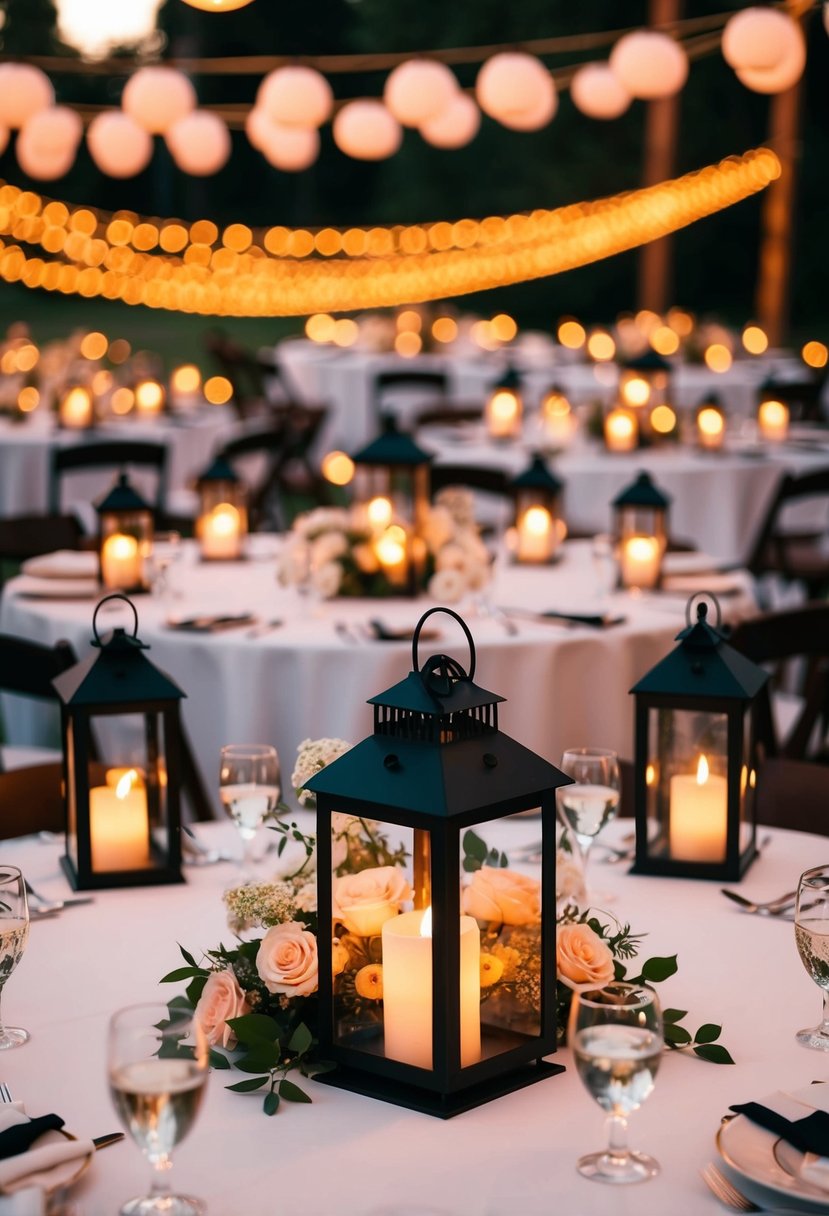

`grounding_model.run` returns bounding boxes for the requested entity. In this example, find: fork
[700,1162,805,1213]
[24,879,93,914]
[0,1082,12,1103]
